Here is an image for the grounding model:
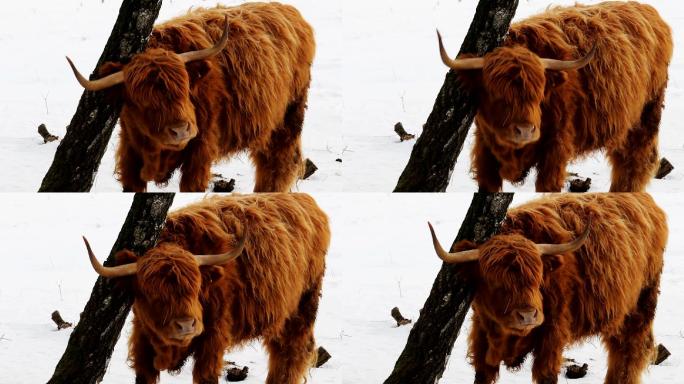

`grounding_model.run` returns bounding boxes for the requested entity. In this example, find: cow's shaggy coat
[112,194,329,383]
[100,3,315,192]
[455,2,672,192]
[448,193,666,384]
